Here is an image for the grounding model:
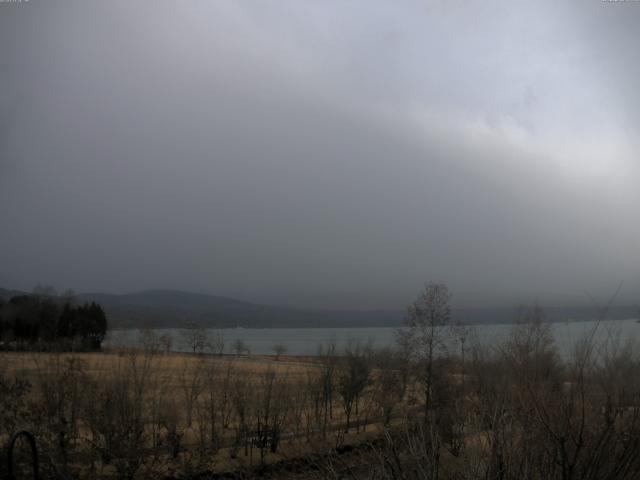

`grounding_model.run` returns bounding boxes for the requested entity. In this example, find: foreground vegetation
[2,283,639,479]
